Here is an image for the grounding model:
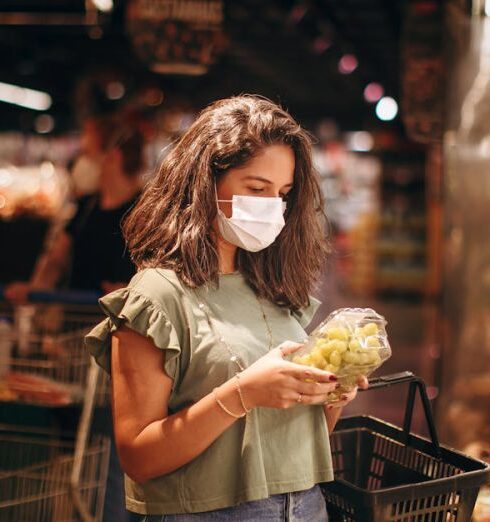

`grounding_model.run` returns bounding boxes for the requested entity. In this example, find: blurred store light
[338,54,358,74]
[312,36,331,54]
[88,26,104,39]
[105,81,125,100]
[40,162,56,179]
[34,115,55,134]
[375,96,398,121]
[485,0,490,16]
[345,131,374,152]
[91,0,114,13]
[144,88,164,106]
[0,82,52,111]
[288,3,308,24]
[0,169,13,187]
[364,82,384,103]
